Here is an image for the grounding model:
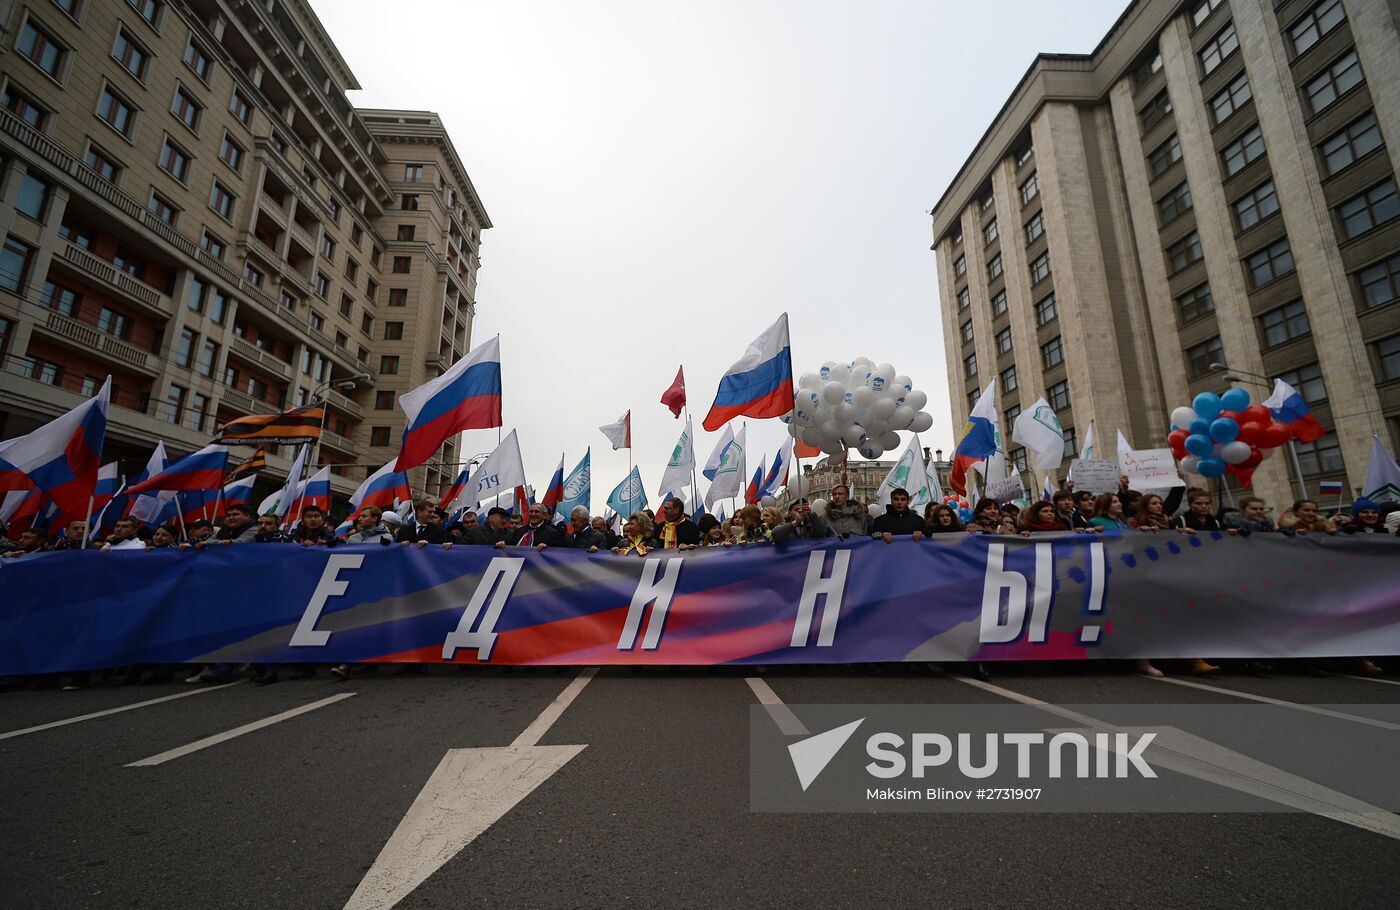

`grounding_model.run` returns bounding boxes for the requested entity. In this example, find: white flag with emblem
[875,436,935,511]
[704,425,746,509]
[657,417,695,500]
[1012,397,1065,471]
